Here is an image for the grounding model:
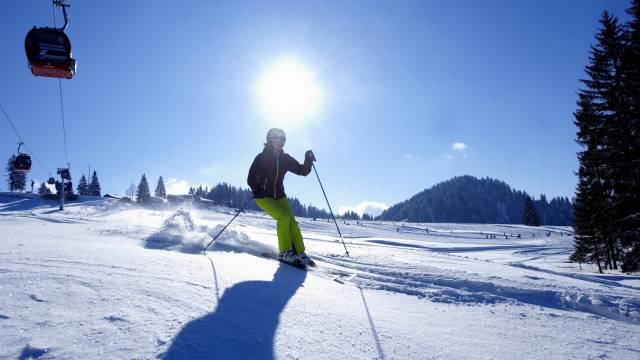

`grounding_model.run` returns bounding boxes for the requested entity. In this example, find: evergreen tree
[522,196,540,226]
[155,176,167,198]
[573,12,625,271]
[88,171,101,196]
[77,175,88,195]
[136,174,151,204]
[37,182,51,195]
[5,155,26,192]
[340,210,360,220]
[617,0,640,272]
